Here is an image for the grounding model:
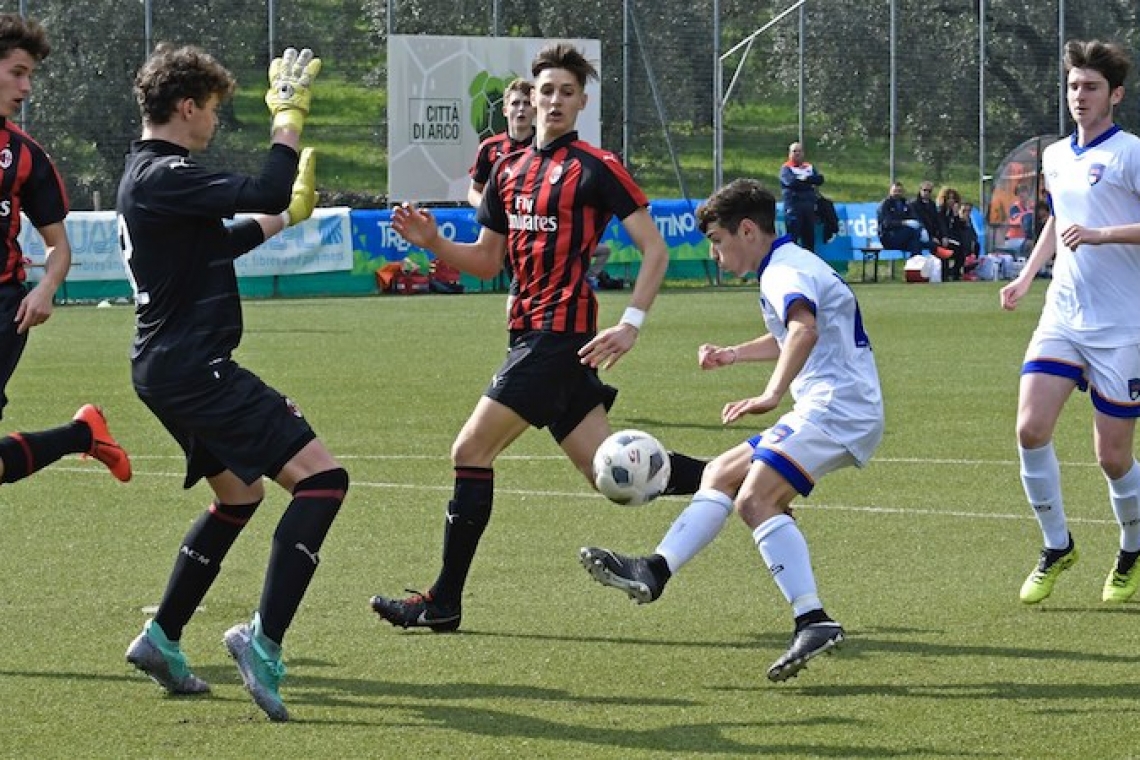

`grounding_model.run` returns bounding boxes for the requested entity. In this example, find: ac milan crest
[284,396,304,418]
